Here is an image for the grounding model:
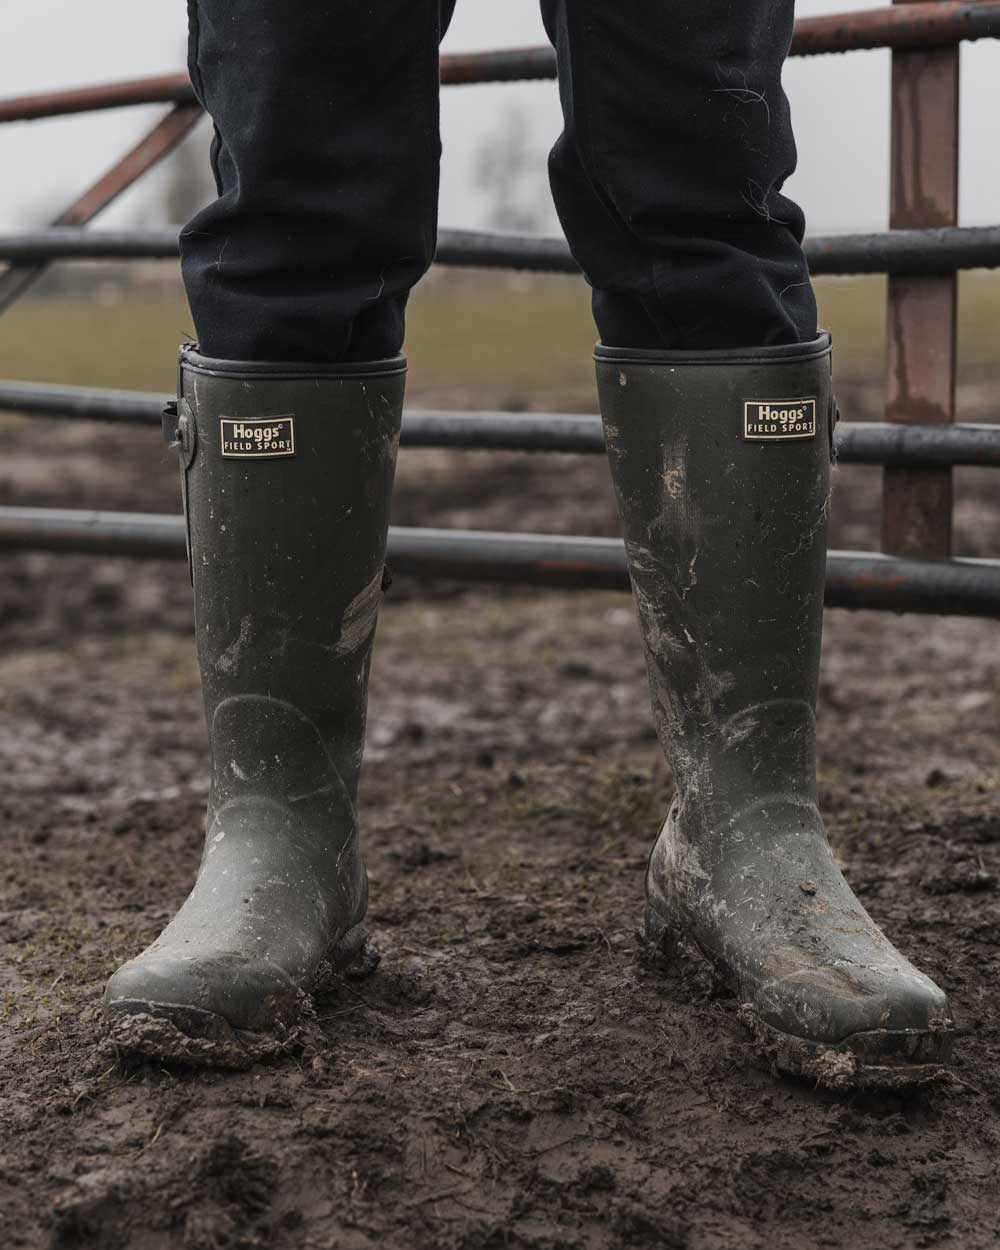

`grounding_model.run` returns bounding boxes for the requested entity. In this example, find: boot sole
[105,923,378,1069]
[644,904,955,1091]
[738,1007,954,1091]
